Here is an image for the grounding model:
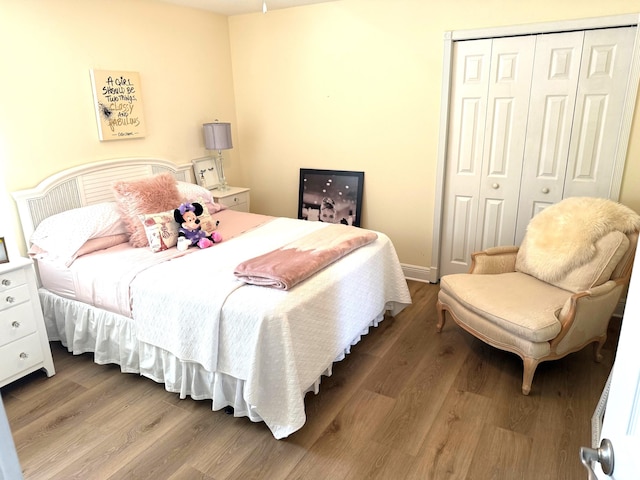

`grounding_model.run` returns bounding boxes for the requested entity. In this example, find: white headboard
[12,157,194,244]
